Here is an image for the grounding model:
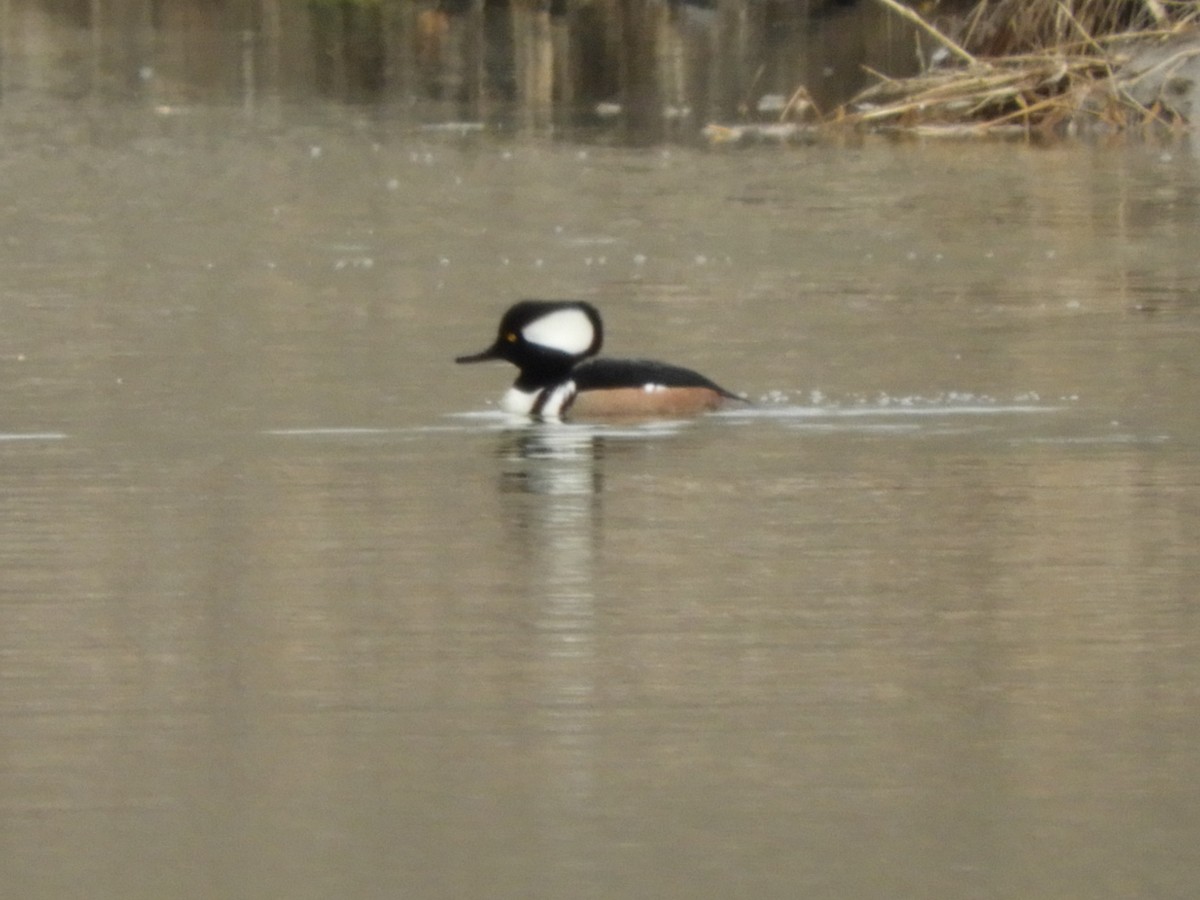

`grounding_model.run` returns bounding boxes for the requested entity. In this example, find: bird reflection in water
[496,423,606,497]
